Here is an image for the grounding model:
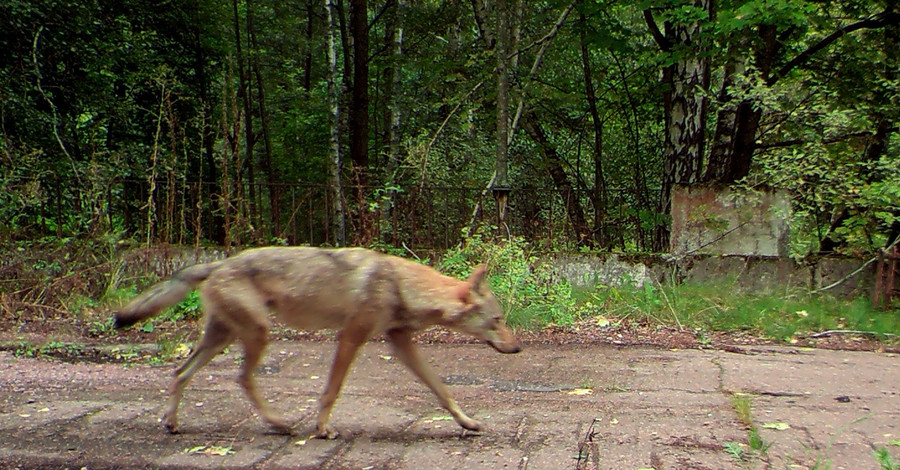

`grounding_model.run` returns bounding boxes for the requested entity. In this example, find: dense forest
[1,0,898,254]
